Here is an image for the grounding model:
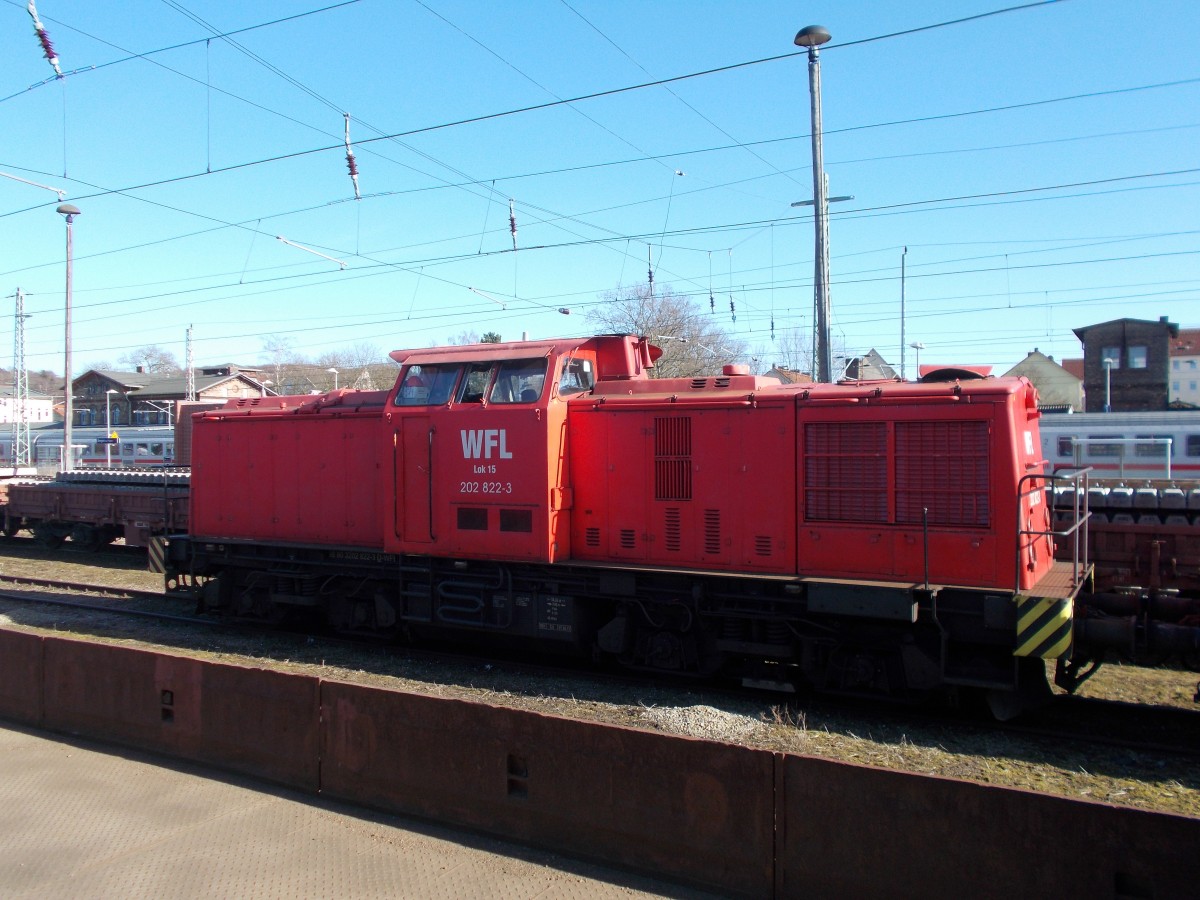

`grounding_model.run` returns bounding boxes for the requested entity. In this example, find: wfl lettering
[460,429,513,459]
